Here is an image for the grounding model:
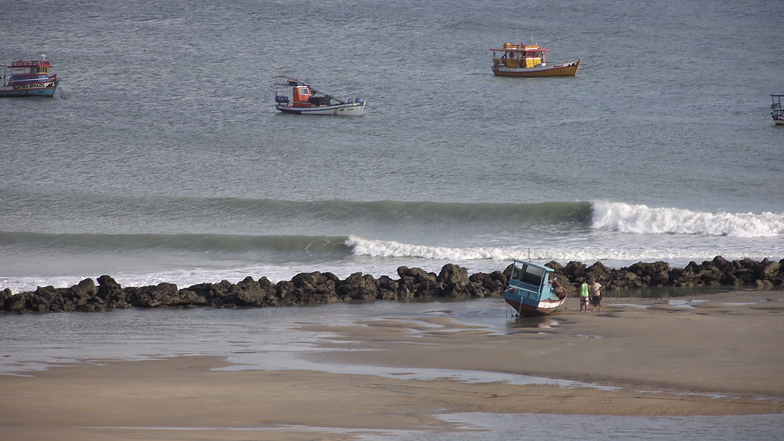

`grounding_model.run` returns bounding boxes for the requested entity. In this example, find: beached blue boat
[504,259,567,316]
[0,55,59,97]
